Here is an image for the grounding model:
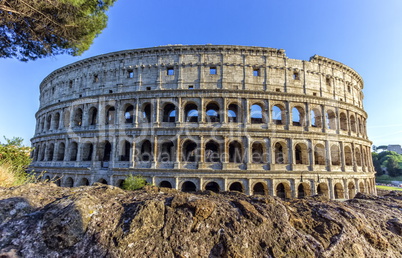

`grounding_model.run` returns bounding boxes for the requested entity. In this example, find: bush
[121,175,147,191]
[0,136,34,187]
